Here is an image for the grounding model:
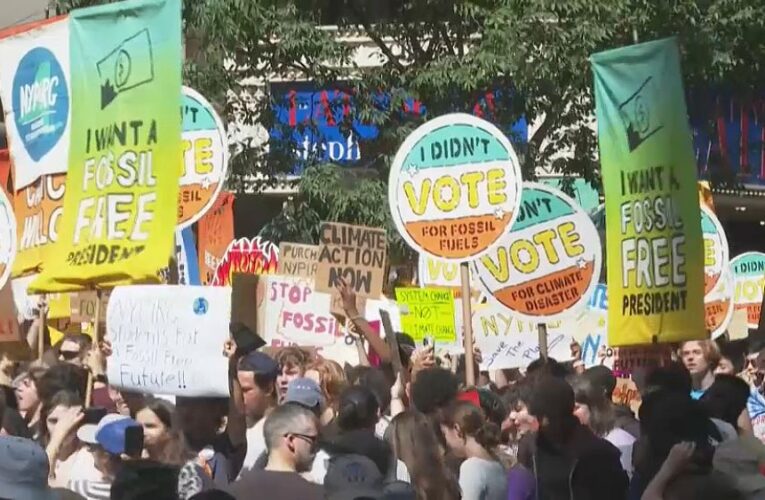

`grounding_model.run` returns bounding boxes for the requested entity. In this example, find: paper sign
[701,205,729,296]
[279,242,319,279]
[388,113,522,262]
[29,0,183,293]
[0,283,20,343]
[728,308,749,341]
[212,237,279,286]
[612,378,641,413]
[70,291,109,323]
[315,222,386,297]
[178,86,228,229]
[106,285,230,397]
[418,254,460,288]
[395,287,456,343]
[473,183,601,321]
[592,38,705,346]
[198,191,234,285]
[12,174,67,276]
[705,268,734,339]
[472,303,573,370]
[731,252,765,329]
[0,188,16,290]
